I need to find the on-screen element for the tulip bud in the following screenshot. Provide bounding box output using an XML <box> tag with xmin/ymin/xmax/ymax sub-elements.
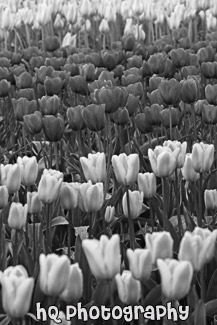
<box><xmin>23</xmin><ymin>111</ymin><xmax>43</xmax><ymax>135</ymax></box>
<box><xmin>0</xmin><ymin>185</ymin><xmax>8</xmax><ymax>208</ymax></box>
<box><xmin>191</xmin><ymin>142</ymin><xmax>214</xmax><ymax>173</ymax></box>
<box><xmin>125</xmin><ymin>94</ymin><xmax>139</xmax><ymax>116</ymax></box>
<box><xmin>138</xmin><ymin>172</ymin><xmax>156</xmax><ymax>199</ymax></box>
<box><xmin>163</xmin><ymin>140</ymin><xmax>187</xmax><ymax>169</ymax></box>
<box><xmin>44</xmin><ymin>77</ymin><xmax>63</xmax><ymax>96</ymax></box>
<box><xmin>202</xmin><ymin>103</ymin><xmax>217</xmax><ymax>124</ymax></box>
<box><xmin>67</xmin><ymin>106</ymin><xmax>85</xmax><ymax>131</ymax></box>
<box><xmin>81</xmin><ymin>63</ymin><xmax>95</xmax><ymax>82</ymax></box>
<box><xmin>115</xmin><ymin>270</ymin><xmax>141</xmax><ymax>305</ymax></box>
<box><xmin>27</xmin><ymin>191</ymin><xmax>42</xmax><ymax>214</ymax></box>
<box><xmin>105</xmin><ymin>206</ymin><xmax>115</xmax><ymax>223</ymax></box>
<box><xmin>148</xmin><ymin>53</ymin><xmax>165</xmax><ymax>74</ymax></box>
<box><xmin>181</xmin><ymin>153</ymin><xmax>200</xmax><ymax>182</ymax></box>
<box><xmin>15</xmin><ymin>71</ymin><xmax>33</xmax><ymax>89</ymax></box>
<box><xmin>82</xmin><ymin>104</ymin><xmax>106</xmax><ymax>131</ymax></box>
<box><xmin>69</xmin><ymin>76</ymin><xmax>88</xmax><ymax>96</ymax></box>
<box><xmin>0</xmin><ymin>79</ymin><xmax>10</xmax><ymax>97</ymax></box>
<box><xmin>112</xmin><ymin>153</ymin><xmax>139</xmax><ymax>186</ymax></box>
<box><xmin>111</xmin><ymin>107</ymin><xmax>129</xmax><ymax>125</ymax></box>
<box><xmin>99</xmin><ymin>18</ymin><xmax>109</xmax><ymax>34</ymax></box>
<box><xmin>135</xmin><ymin>113</ymin><xmax>152</xmax><ymax>133</ymax></box>
<box><xmin>17</xmin><ymin>156</ymin><xmax>38</xmax><ymax>187</ymax></box>
<box><xmin>101</xmin><ymin>51</ymin><xmax>117</xmax><ymax>71</ymax></box>
<box><xmin>145</xmin><ymin>231</ymin><xmax>173</xmax><ymax>265</ymax></box>
<box><xmin>59</xmin><ymin>263</ymin><xmax>83</xmax><ymax>303</ymax></box>
<box><xmin>1</xmin><ymin>164</ymin><xmax>21</xmax><ymax>194</ymax></box>
<box><xmin>205</xmin><ymin>84</ymin><xmax>217</xmax><ymax>105</ymax></box>
<box><xmin>38</xmin><ymin>169</ymin><xmax>63</xmax><ymax>204</ymax></box>
<box><xmin>127</xmin><ymin>248</ymin><xmax>152</xmax><ymax>282</ymax></box>
<box><xmin>78</xmin><ymin>181</ymin><xmax>104</xmax><ymax>213</ymax></box>
<box><xmin>39</xmin><ymin>253</ymin><xmax>70</xmax><ymax>296</ymax></box>
<box><xmin>0</xmin><ymin>266</ymin><xmax>34</xmax><ymax>319</ymax></box>
<box><xmin>157</xmin><ymin>259</ymin><xmax>193</xmax><ymax>300</ymax></box>
<box><xmin>8</xmin><ymin>202</ymin><xmax>28</xmax><ymax>230</ymax></box>
<box><xmin>39</xmin><ymin>95</ymin><xmax>60</xmax><ymax>116</ymax></box>
<box><xmin>170</xmin><ymin>48</ymin><xmax>189</xmax><ymax>68</ymax></box>
<box><xmin>178</xmin><ymin>227</ymin><xmax>217</xmax><ymax>271</ymax></box>
<box><xmin>42</xmin><ymin>115</ymin><xmax>65</xmax><ymax>142</ymax></box>
<box><xmin>60</xmin><ymin>182</ymin><xmax>79</xmax><ymax>211</ymax></box>
<box><xmin>82</xmin><ymin>234</ymin><xmax>121</xmax><ymax>279</ymax></box>
<box><xmin>44</xmin><ymin>35</ymin><xmax>60</xmax><ymax>52</ymax></box>
<box><xmin>80</xmin><ymin>152</ymin><xmax>106</xmax><ymax>183</ymax></box>
<box><xmin>97</xmin><ymin>86</ymin><xmax>128</xmax><ymax>114</ymax></box>
<box><xmin>148</xmin><ymin>146</ymin><xmax>180</xmax><ymax>178</ymax></box>
<box><xmin>122</xmin><ymin>190</ymin><xmax>143</xmax><ymax>219</ymax></box>
<box><xmin>158</xmin><ymin>78</ymin><xmax>180</xmax><ymax>106</ymax></box>
<box><xmin>180</xmin><ymin>78</ymin><xmax>199</xmax><ymax>104</ymax></box>
<box><xmin>204</xmin><ymin>189</ymin><xmax>217</xmax><ymax>210</ymax></box>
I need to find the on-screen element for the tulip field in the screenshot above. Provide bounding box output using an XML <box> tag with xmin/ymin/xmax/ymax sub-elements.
<box><xmin>2</xmin><ymin>0</ymin><xmax>217</xmax><ymax>324</ymax></box>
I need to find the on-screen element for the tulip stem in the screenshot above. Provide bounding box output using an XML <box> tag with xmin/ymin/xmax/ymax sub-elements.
<box><xmin>68</xmin><ymin>210</ymin><xmax>72</xmax><ymax>258</ymax></box>
<box><xmin>191</xmin><ymin>103</ymin><xmax>197</xmax><ymax>142</ymax></box>
<box><xmin>49</xmin><ymin>141</ymin><xmax>53</xmax><ymax>169</ymax></box>
<box><xmin>200</xmin><ymin>267</ymin><xmax>206</xmax><ymax>301</ymax></box>
<box><xmin>54</xmin><ymin>141</ymin><xmax>59</xmax><ymax>170</ymax></box>
<box><xmin>126</xmin><ymin>188</ymin><xmax>135</xmax><ymax>250</ymax></box>
<box><xmin>162</xmin><ymin>178</ymin><xmax>168</xmax><ymax>231</ymax></box>
<box><xmin>198</xmin><ymin>173</ymin><xmax>203</xmax><ymax>227</ymax></box>
<box><xmin>174</xmin><ymin>170</ymin><xmax>183</xmax><ymax>239</ymax></box>
<box><xmin>33</xmin><ymin>213</ymin><xmax>36</xmax><ymax>262</ymax></box>
<box><xmin>169</xmin><ymin>105</ymin><xmax>173</xmax><ymax>140</ymax></box>
<box><xmin>46</xmin><ymin>204</ymin><xmax>52</xmax><ymax>254</ymax></box>
<box><xmin>108</xmin><ymin>280</ymin><xmax>117</xmax><ymax>325</ymax></box>
<box><xmin>105</xmin><ymin>114</ymin><xmax>112</xmax><ymax>197</ymax></box>
<box><xmin>13</xmin><ymin>230</ymin><xmax>19</xmax><ymax>266</ymax></box>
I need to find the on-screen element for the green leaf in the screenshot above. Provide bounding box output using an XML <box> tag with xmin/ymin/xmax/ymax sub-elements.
<box><xmin>205</xmin><ymin>299</ymin><xmax>217</xmax><ymax>317</ymax></box>
<box><xmin>0</xmin><ymin>316</ymin><xmax>10</xmax><ymax>325</ymax></box>
<box><xmin>144</xmin><ymin>284</ymin><xmax>162</xmax><ymax>307</ymax></box>
<box><xmin>194</xmin><ymin>300</ymin><xmax>206</xmax><ymax>325</ymax></box>
<box><xmin>91</xmin><ymin>280</ymin><xmax>110</xmax><ymax>305</ymax></box>
<box><xmin>42</xmin><ymin>216</ymin><xmax>68</xmax><ymax>231</ymax></box>
<box><xmin>206</xmin><ymin>269</ymin><xmax>217</xmax><ymax>302</ymax></box>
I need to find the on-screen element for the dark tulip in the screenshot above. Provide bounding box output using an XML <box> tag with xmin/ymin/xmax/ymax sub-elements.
<box><xmin>12</xmin><ymin>66</ymin><xmax>27</xmax><ymax>77</ymax></box>
<box><xmin>113</xmin><ymin>65</ymin><xmax>124</xmax><ymax>79</ymax></box>
<box><xmin>44</xmin><ymin>77</ymin><xmax>63</xmax><ymax>96</ymax></box>
<box><xmin>160</xmin><ymin>107</ymin><xmax>182</xmax><ymax>128</ymax></box>
<box><xmin>39</xmin><ymin>95</ymin><xmax>60</xmax><ymax>115</ymax></box>
<box><xmin>0</xmin><ymin>57</ymin><xmax>10</xmax><ymax>68</ymax></box>
<box><xmin>178</xmin><ymin>37</ymin><xmax>191</xmax><ymax>49</ymax></box>
<box><xmin>12</xmin><ymin>98</ymin><xmax>37</xmax><ymax>121</ymax></box>
<box><xmin>158</xmin><ymin>78</ymin><xmax>181</xmax><ymax>106</ymax></box>
<box><xmin>149</xmin><ymin>75</ymin><xmax>163</xmax><ymax>92</ymax></box>
<box><xmin>205</xmin><ymin>84</ymin><xmax>217</xmax><ymax>105</ymax></box>
<box><xmin>67</xmin><ymin>106</ymin><xmax>85</xmax><ymax>131</ymax></box>
<box><xmin>170</xmin><ymin>48</ymin><xmax>189</xmax><ymax>68</ymax></box>
<box><xmin>0</xmin><ymin>67</ymin><xmax>10</xmax><ymax>81</ymax></box>
<box><xmin>122</xmin><ymin>34</ymin><xmax>136</xmax><ymax>51</ymax></box>
<box><xmin>62</xmin><ymin>63</ymin><xmax>80</xmax><ymax>77</ymax></box>
<box><xmin>148</xmin><ymin>53</ymin><xmax>165</xmax><ymax>74</ymax></box>
<box><xmin>134</xmin><ymin>113</ymin><xmax>152</xmax><ymax>133</ymax></box>
<box><xmin>22</xmin><ymin>46</ymin><xmax>39</xmax><ymax>61</ymax></box>
<box><xmin>202</xmin><ymin>103</ymin><xmax>217</xmax><ymax>124</ymax></box>
<box><xmin>189</xmin><ymin>54</ymin><xmax>199</xmax><ymax>67</ymax></box>
<box><xmin>141</xmin><ymin>61</ymin><xmax>153</xmax><ymax>77</ymax></box>
<box><xmin>88</xmin><ymin>79</ymin><xmax>112</xmax><ymax>93</ymax></box>
<box><xmin>201</xmin><ymin>62</ymin><xmax>217</xmax><ymax>79</ymax></box>
<box><xmin>124</xmin><ymin>67</ymin><xmax>141</xmax><ymax>77</ymax></box>
<box><xmin>44</xmin><ymin>36</ymin><xmax>60</xmax><ymax>52</ymax></box>
<box><xmin>42</xmin><ymin>115</ymin><xmax>65</xmax><ymax>142</ymax></box>
<box><xmin>85</xmin><ymin>52</ymin><xmax>101</xmax><ymax>67</ymax></box>
<box><xmin>23</xmin><ymin>111</ymin><xmax>43</xmax><ymax>135</ymax></box>
<box><xmin>197</xmin><ymin>46</ymin><xmax>215</xmax><ymax>63</ymax></box>
<box><xmin>69</xmin><ymin>75</ymin><xmax>88</xmax><ymax>96</ymax></box>
<box><xmin>127</xmin><ymin>55</ymin><xmax>142</xmax><ymax>69</ymax></box>
<box><xmin>125</xmin><ymin>94</ymin><xmax>139</xmax><ymax>116</ymax></box>
<box><xmin>35</xmin><ymin>66</ymin><xmax>55</xmax><ymax>84</ymax></box>
<box><xmin>98</xmin><ymin>70</ymin><xmax>116</xmax><ymax>84</ymax></box>
<box><xmin>15</xmin><ymin>71</ymin><xmax>33</xmax><ymax>89</ymax></box>
<box><xmin>195</xmin><ymin>99</ymin><xmax>208</xmax><ymax>116</ymax></box>
<box><xmin>45</xmin><ymin>57</ymin><xmax>65</xmax><ymax>70</ymax></box>
<box><xmin>181</xmin><ymin>66</ymin><xmax>200</xmax><ymax>79</ymax></box>
<box><xmin>144</xmin><ymin>104</ymin><xmax>163</xmax><ymax>126</ymax></box>
<box><xmin>126</xmin><ymin>82</ymin><xmax>143</xmax><ymax>98</ymax></box>
<box><xmin>29</xmin><ymin>56</ymin><xmax>45</xmax><ymax>70</ymax></box>
<box><xmin>179</xmin><ymin>101</ymin><xmax>192</xmax><ymax>114</ymax></box>
<box><xmin>37</xmin><ymin>84</ymin><xmax>46</xmax><ymax>98</ymax></box>
<box><xmin>82</xmin><ymin>104</ymin><xmax>106</xmax><ymax>131</ymax></box>
<box><xmin>16</xmin><ymin>88</ymin><xmax>35</xmax><ymax>100</ymax></box>
<box><xmin>121</xmin><ymin>73</ymin><xmax>142</xmax><ymax>86</ymax></box>
<box><xmin>163</xmin><ymin>59</ymin><xmax>175</xmax><ymax>79</ymax></box>
<box><xmin>101</xmin><ymin>51</ymin><xmax>117</xmax><ymax>71</ymax></box>
<box><xmin>97</xmin><ymin>86</ymin><xmax>128</xmax><ymax>114</ymax></box>
<box><xmin>0</xmin><ymin>50</ymin><xmax>12</xmax><ymax>60</ymax></box>
<box><xmin>180</xmin><ymin>78</ymin><xmax>199</xmax><ymax>104</ymax></box>
<box><xmin>81</xmin><ymin>63</ymin><xmax>95</xmax><ymax>82</ymax></box>
<box><xmin>147</xmin><ymin>89</ymin><xmax>165</xmax><ymax>106</ymax></box>
<box><xmin>0</xmin><ymin>79</ymin><xmax>10</xmax><ymax>97</ymax></box>
<box><xmin>111</xmin><ymin>107</ymin><xmax>129</xmax><ymax>125</ymax></box>
<box><xmin>11</xmin><ymin>53</ymin><xmax>22</xmax><ymax>65</ymax></box>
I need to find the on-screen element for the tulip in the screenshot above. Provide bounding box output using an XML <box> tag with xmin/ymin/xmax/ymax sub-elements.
<box><xmin>8</xmin><ymin>202</ymin><xmax>28</xmax><ymax>230</ymax></box>
<box><xmin>148</xmin><ymin>146</ymin><xmax>180</xmax><ymax>178</ymax></box>
<box><xmin>170</xmin><ymin>48</ymin><xmax>189</xmax><ymax>68</ymax></box>
<box><xmin>27</xmin><ymin>191</ymin><xmax>42</xmax><ymax>214</ymax></box>
<box><xmin>112</xmin><ymin>107</ymin><xmax>129</xmax><ymax>125</ymax></box>
<box><xmin>205</xmin><ymin>84</ymin><xmax>217</xmax><ymax>105</ymax></box>
<box><xmin>17</xmin><ymin>156</ymin><xmax>38</xmax><ymax>187</ymax></box>
<box><xmin>191</xmin><ymin>142</ymin><xmax>214</xmax><ymax>173</ymax></box>
<box><xmin>69</xmin><ymin>76</ymin><xmax>89</xmax><ymax>96</ymax></box>
<box><xmin>44</xmin><ymin>77</ymin><xmax>63</xmax><ymax>96</ymax></box>
<box><xmin>80</xmin><ymin>152</ymin><xmax>106</xmax><ymax>183</ymax></box>
<box><xmin>127</xmin><ymin>82</ymin><xmax>143</xmax><ymax>99</ymax></box>
<box><xmin>50</xmin><ymin>311</ymin><xmax>70</xmax><ymax>325</ymax></box>
<box><xmin>163</xmin><ymin>140</ymin><xmax>187</xmax><ymax>169</ymax></box>
<box><xmin>127</xmin><ymin>248</ymin><xmax>152</xmax><ymax>282</ymax></box>
<box><xmin>115</xmin><ymin>270</ymin><xmax>141</xmax><ymax>305</ymax></box>
<box><xmin>78</xmin><ymin>181</ymin><xmax>104</xmax><ymax>213</ymax></box>
<box><xmin>134</xmin><ymin>113</ymin><xmax>152</xmax><ymax>133</ymax></box>
<box><xmin>144</xmin><ymin>104</ymin><xmax>163</xmax><ymax>126</ymax></box>
<box><xmin>97</xmin><ymin>86</ymin><xmax>128</xmax><ymax>114</ymax></box>
<box><xmin>60</xmin><ymin>182</ymin><xmax>79</xmax><ymax>210</ymax></box>
<box><xmin>39</xmin><ymin>253</ymin><xmax>70</xmax><ymax>296</ymax></box>
<box><xmin>204</xmin><ymin>189</ymin><xmax>217</xmax><ymax>210</ymax></box>
<box><xmin>104</xmin><ymin>206</ymin><xmax>115</xmax><ymax>223</ymax></box>
<box><xmin>125</xmin><ymin>94</ymin><xmax>139</xmax><ymax>116</ymax></box>
<box><xmin>148</xmin><ymin>53</ymin><xmax>165</xmax><ymax>74</ymax></box>
<box><xmin>145</xmin><ymin>231</ymin><xmax>173</xmax><ymax>265</ymax></box>
<box><xmin>0</xmin><ymin>79</ymin><xmax>10</xmax><ymax>97</ymax></box>
<box><xmin>122</xmin><ymin>190</ymin><xmax>143</xmax><ymax>219</ymax></box>
<box><xmin>157</xmin><ymin>259</ymin><xmax>193</xmax><ymax>301</ymax></box>
<box><xmin>101</xmin><ymin>52</ymin><xmax>117</xmax><ymax>71</ymax></box>
<box><xmin>35</xmin><ymin>65</ymin><xmax>54</xmax><ymax>84</ymax></box>
<box><xmin>59</xmin><ymin>263</ymin><xmax>83</xmax><ymax>303</ymax></box>
<box><xmin>12</xmin><ymin>98</ymin><xmax>37</xmax><ymax>122</ymax></box>
<box><xmin>0</xmin><ymin>266</ymin><xmax>34</xmax><ymax>319</ymax></box>
<box><xmin>67</xmin><ymin>106</ymin><xmax>85</xmax><ymax>131</ymax></box>
<box><xmin>180</xmin><ymin>78</ymin><xmax>199</xmax><ymax>104</ymax></box>
<box><xmin>15</xmin><ymin>71</ymin><xmax>33</xmax><ymax>89</ymax></box>
<box><xmin>82</xmin><ymin>234</ymin><xmax>121</xmax><ymax>279</ymax></box>
<box><xmin>1</xmin><ymin>164</ymin><xmax>21</xmax><ymax>194</ymax></box>
<box><xmin>158</xmin><ymin>78</ymin><xmax>180</xmax><ymax>106</ymax></box>
<box><xmin>38</xmin><ymin>169</ymin><xmax>63</xmax><ymax>203</ymax></box>
<box><xmin>0</xmin><ymin>185</ymin><xmax>9</xmax><ymax>208</ymax></box>
<box><xmin>82</xmin><ymin>104</ymin><xmax>106</xmax><ymax>131</ymax></box>
<box><xmin>178</xmin><ymin>227</ymin><xmax>217</xmax><ymax>271</ymax></box>
<box><xmin>181</xmin><ymin>153</ymin><xmax>200</xmax><ymax>182</ymax></box>
<box><xmin>112</xmin><ymin>153</ymin><xmax>139</xmax><ymax>186</ymax></box>
<box><xmin>39</xmin><ymin>95</ymin><xmax>60</xmax><ymax>116</ymax></box>
<box><xmin>23</xmin><ymin>111</ymin><xmax>43</xmax><ymax>135</ymax></box>
<box><xmin>44</xmin><ymin>35</ymin><xmax>60</xmax><ymax>52</ymax></box>
<box><xmin>138</xmin><ymin>172</ymin><xmax>156</xmax><ymax>199</ymax></box>
<box><xmin>160</xmin><ymin>107</ymin><xmax>182</xmax><ymax>129</ymax></box>
<box><xmin>42</xmin><ymin>115</ymin><xmax>65</xmax><ymax>142</ymax></box>
<box><xmin>202</xmin><ymin>103</ymin><xmax>217</xmax><ymax>124</ymax></box>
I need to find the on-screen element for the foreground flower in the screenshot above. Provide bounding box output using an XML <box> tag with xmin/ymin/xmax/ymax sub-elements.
<box><xmin>60</xmin><ymin>182</ymin><xmax>79</xmax><ymax>210</ymax></box>
<box><xmin>1</xmin><ymin>164</ymin><xmax>21</xmax><ymax>194</ymax></box>
<box><xmin>39</xmin><ymin>253</ymin><xmax>70</xmax><ymax>296</ymax></box>
<box><xmin>191</xmin><ymin>142</ymin><xmax>214</xmax><ymax>173</ymax></box>
<box><xmin>127</xmin><ymin>248</ymin><xmax>152</xmax><ymax>282</ymax></box>
<box><xmin>163</xmin><ymin>140</ymin><xmax>187</xmax><ymax>168</ymax></box>
<box><xmin>38</xmin><ymin>169</ymin><xmax>63</xmax><ymax>203</ymax></box>
<box><xmin>59</xmin><ymin>263</ymin><xmax>83</xmax><ymax>303</ymax></box>
<box><xmin>145</xmin><ymin>232</ymin><xmax>173</xmax><ymax>265</ymax></box>
<box><xmin>27</xmin><ymin>191</ymin><xmax>42</xmax><ymax>214</ymax></box>
<box><xmin>115</xmin><ymin>270</ymin><xmax>141</xmax><ymax>305</ymax></box>
<box><xmin>137</xmin><ymin>172</ymin><xmax>156</xmax><ymax>199</ymax></box>
<box><xmin>104</xmin><ymin>206</ymin><xmax>115</xmax><ymax>223</ymax></box>
<box><xmin>157</xmin><ymin>259</ymin><xmax>193</xmax><ymax>300</ymax></box>
<box><xmin>8</xmin><ymin>203</ymin><xmax>28</xmax><ymax>230</ymax></box>
<box><xmin>0</xmin><ymin>185</ymin><xmax>9</xmax><ymax>208</ymax></box>
<box><xmin>178</xmin><ymin>227</ymin><xmax>217</xmax><ymax>271</ymax></box>
<box><xmin>82</xmin><ymin>234</ymin><xmax>121</xmax><ymax>279</ymax></box>
<box><xmin>112</xmin><ymin>153</ymin><xmax>139</xmax><ymax>186</ymax></box>
<box><xmin>78</xmin><ymin>181</ymin><xmax>104</xmax><ymax>213</ymax></box>
<box><xmin>181</xmin><ymin>153</ymin><xmax>200</xmax><ymax>182</ymax></box>
<box><xmin>148</xmin><ymin>146</ymin><xmax>180</xmax><ymax>178</ymax></box>
<box><xmin>122</xmin><ymin>190</ymin><xmax>143</xmax><ymax>219</ymax></box>
<box><xmin>17</xmin><ymin>156</ymin><xmax>38</xmax><ymax>186</ymax></box>
<box><xmin>204</xmin><ymin>189</ymin><xmax>217</xmax><ymax>210</ymax></box>
<box><xmin>80</xmin><ymin>152</ymin><xmax>106</xmax><ymax>183</ymax></box>
<box><xmin>0</xmin><ymin>265</ymin><xmax>34</xmax><ymax>319</ymax></box>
